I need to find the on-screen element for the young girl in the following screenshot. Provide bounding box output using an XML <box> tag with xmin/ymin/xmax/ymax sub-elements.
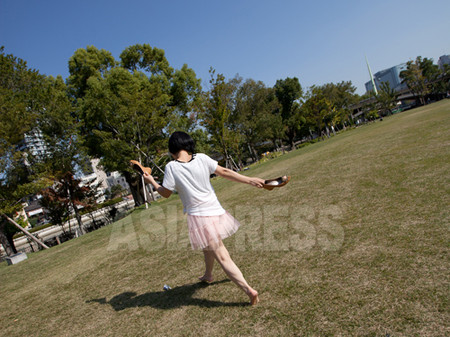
<box><xmin>143</xmin><ymin>131</ymin><xmax>264</xmax><ymax>305</ymax></box>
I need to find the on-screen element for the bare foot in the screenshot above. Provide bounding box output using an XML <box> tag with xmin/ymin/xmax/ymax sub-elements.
<box><xmin>248</xmin><ymin>289</ymin><xmax>259</xmax><ymax>305</ymax></box>
<box><xmin>198</xmin><ymin>275</ymin><xmax>213</xmax><ymax>283</ymax></box>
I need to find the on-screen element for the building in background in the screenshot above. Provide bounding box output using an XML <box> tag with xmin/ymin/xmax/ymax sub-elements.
<box><xmin>88</xmin><ymin>158</ymin><xmax>109</xmax><ymax>192</ymax></box>
<box><xmin>365</xmin><ymin>63</ymin><xmax>408</xmax><ymax>94</ymax></box>
<box><xmin>19</xmin><ymin>128</ymin><xmax>48</xmax><ymax>161</ymax></box>
<box><xmin>78</xmin><ymin>158</ymin><xmax>130</xmax><ymax>202</ymax></box>
<box><xmin>22</xmin><ymin>195</ymin><xmax>47</xmax><ymax>227</ymax></box>
<box><xmin>106</xmin><ymin>171</ymin><xmax>130</xmax><ymax>194</ymax></box>
<box><xmin>438</xmin><ymin>54</ymin><xmax>450</xmax><ymax>71</ymax></box>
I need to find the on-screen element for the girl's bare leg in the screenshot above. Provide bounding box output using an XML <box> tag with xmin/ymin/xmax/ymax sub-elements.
<box><xmin>199</xmin><ymin>249</ymin><xmax>215</xmax><ymax>283</ymax></box>
<box><xmin>209</xmin><ymin>240</ymin><xmax>259</xmax><ymax>305</ymax></box>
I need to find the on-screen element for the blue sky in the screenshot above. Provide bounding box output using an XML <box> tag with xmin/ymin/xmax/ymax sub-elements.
<box><xmin>1</xmin><ymin>0</ymin><xmax>449</xmax><ymax>94</ymax></box>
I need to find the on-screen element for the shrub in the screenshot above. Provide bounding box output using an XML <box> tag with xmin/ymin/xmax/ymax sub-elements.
<box><xmin>13</xmin><ymin>223</ymin><xmax>54</xmax><ymax>239</ymax></box>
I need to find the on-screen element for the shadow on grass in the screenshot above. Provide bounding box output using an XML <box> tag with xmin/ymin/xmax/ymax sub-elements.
<box><xmin>87</xmin><ymin>280</ymin><xmax>248</xmax><ymax>310</ymax></box>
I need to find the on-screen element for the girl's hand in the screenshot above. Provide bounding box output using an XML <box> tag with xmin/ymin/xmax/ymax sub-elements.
<box><xmin>143</xmin><ymin>172</ymin><xmax>154</xmax><ymax>185</ymax></box>
<box><xmin>143</xmin><ymin>172</ymin><xmax>172</xmax><ymax>198</ymax></box>
<box><xmin>248</xmin><ymin>177</ymin><xmax>265</xmax><ymax>188</ymax></box>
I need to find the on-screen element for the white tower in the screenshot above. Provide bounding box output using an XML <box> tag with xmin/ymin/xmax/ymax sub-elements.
<box><xmin>365</xmin><ymin>56</ymin><xmax>378</xmax><ymax>96</ymax></box>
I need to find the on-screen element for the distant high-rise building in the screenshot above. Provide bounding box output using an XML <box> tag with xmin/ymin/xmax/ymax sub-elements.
<box><xmin>20</xmin><ymin>128</ymin><xmax>48</xmax><ymax>160</ymax></box>
<box><xmin>438</xmin><ymin>54</ymin><xmax>450</xmax><ymax>71</ymax></box>
<box><xmin>365</xmin><ymin>63</ymin><xmax>408</xmax><ymax>94</ymax></box>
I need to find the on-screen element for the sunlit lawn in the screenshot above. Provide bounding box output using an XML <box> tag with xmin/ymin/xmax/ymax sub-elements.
<box><xmin>1</xmin><ymin>100</ymin><xmax>449</xmax><ymax>336</ymax></box>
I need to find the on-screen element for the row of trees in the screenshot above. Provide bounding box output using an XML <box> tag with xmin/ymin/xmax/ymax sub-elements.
<box><xmin>1</xmin><ymin>44</ymin><xmax>449</xmax><ymax>255</ymax></box>
<box><xmin>399</xmin><ymin>56</ymin><xmax>450</xmax><ymax>105</ymax></box>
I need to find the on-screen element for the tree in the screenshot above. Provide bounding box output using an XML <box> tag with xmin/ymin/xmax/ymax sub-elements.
<box><xmin>189</xmin><ymin>128</ymin><xmax>212</xmax><ymax>155</ymax></box>
<box><xmin>200</xmin><ymin>68</ymin><xmax>242</xmax><ymax>170</ymax></box>
<box><xmin>67</xmin><ymin>46</ymin><xmax>116</xmax><ymax>99</ymax></box>
<box><xmin>40</xmin><ymin>186</ymin><xmax>71</xmax><ymax>236</ymax></box>
<box><xmin>273</xmin><ymin>77</ymin><xmax>304</xmax><ymax>148</ymax></box>
<box><xmin>400</xmin><ymin>56</ymin><xmax>435</xmax><ymax>105</ymax></box>
<box><xmin>40</xmin><ymin>172</ymin><xmax>99</xmax><ymax>236</ymax></box>
<box><xmin>80</xmin><ymin>67</ymin><xmax>165</xmax><ymax>205</ymax></box>
<box><xmin>34</xmin><ymin>71</ymin><xmax>97</xmax><ymax>236</ymax></box>
<box><xmin>234</xmin><ymin>79</ymin><xmax>281</xmax><ymax>162</ymax></box>
<box><xmin>111</xmin><ymin>184</ymin><xmax>125</xmax><ymax>198</ymax></box>
<box><xmin>72</xmin><ymin>44</ymin><xmax>202</xmax><ymax>206</ymax></box>
<box><xmin>168</xmin><ymin>64</ymin><xmax>203</xmax><ymax>133</ymax></box>
<box><xmin>441</xmin><ymin>64</ymin><xmax>450</xmax><ymax>93</ymax></box>
<box><xmin>376</xmin><ymin>82</ymin><xmax>399</xmax><ymax>116</ymax></box>
<box><xmin>317</xmin><ymin>81</ymin><xmax>358</xmax><ymax>129</ymax></box>
<box><xmin>419</xmin><ymin>57</ymin><xmax>441</xmax><ymax>96</ymax></box>
<box><xmin>302</xmin><ymin>86</ymin><xmax>334</xmax><ymax>139</ymax></box>
<box><xmin>0</xmin><ymin>47</ymin><xmax>51</xmax><ymax>253</ymax></box>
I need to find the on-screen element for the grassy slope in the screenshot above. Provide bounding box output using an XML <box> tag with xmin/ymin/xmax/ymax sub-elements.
<box><xmin>1</xmin><ymin>100</ymin><xmax>449</xmax><ymax>336</ymax></box>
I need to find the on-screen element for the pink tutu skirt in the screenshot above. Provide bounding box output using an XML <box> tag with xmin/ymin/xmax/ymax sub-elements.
<box><xmin>186</xmin><ymin>211</ymin><xmax>241</xmax><ymax>250</ymax></box>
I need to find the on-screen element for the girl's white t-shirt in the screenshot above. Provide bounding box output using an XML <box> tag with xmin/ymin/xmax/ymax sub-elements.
<box><xmin>162</xmin><ymin>153</ymin><xmax>225</xmax><ymax>216</ymax></box>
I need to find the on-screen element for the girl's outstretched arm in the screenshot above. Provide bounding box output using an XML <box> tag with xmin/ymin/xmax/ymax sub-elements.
<box><xmin>215</xmin><ymin>165</ymin><xmax>265</xmax><ymax>188</ymax></box>
<box><xmin>143</xmin><ymin>173</ymin><xmax>172</xmax><ymax>198</ymax></box>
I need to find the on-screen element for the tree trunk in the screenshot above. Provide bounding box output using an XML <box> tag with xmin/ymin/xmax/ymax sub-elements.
<box><xmin>123</xmin><ymin>171</ymin><xmax>145</xmax><ymax>207</ymax></box>
<box><xmin>223</xmin><ymin>148</ymin><xmax>237</xmax><ymax>171</ymax></box>
<box><xmin>250</xmin><ymin>144</ymin><xmax>258</xmax><ymax>163</ymax></box>
<box><xmin>279</xmin><ymin>140</ymin><xmax>286</xmax><ymax>154</ymax></box>
<box><xmin>223</xmin><ymin>147</ymin><xmax>230</xmax><ymax>169</ymax></box>
<box><xmin>72</xmin><ymin>204</ymin><xmax>85</xmax><ymax>235</ymax></box>
<box><xmin>420</xmin><ymin>96</ymin><xmax>425</xmax><ymax>106</ymax></box>
<box><xmin>6</xmin><ymin>232</ymin><xmax>18</xmax><ymax>254</ymax></box>
<box><xmin>0</xmin><ymin>225</ymin><xmax>16</xmax><ymax>256</ymax></box>
<box><xmin>88</xmin><ymin>212</ymin><xmax>98</xmax><ymax>230</ymax></box>
<box><xmin>247</xmin><ymin>143</ymin><xmax>256</xmax><ymax>163</ymax></box>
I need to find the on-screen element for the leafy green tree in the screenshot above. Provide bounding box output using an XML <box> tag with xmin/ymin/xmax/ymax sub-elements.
<box><xmin>71</xmin><ymin>44</ymin><xmax>201</xmax><ymax>205</ymax></box>
<box><xmin>120</xmin><ymin>44</ymin><xmax>172</xmax><ymax>76</ymax></box>
<box><xmin>234</xmin><ymin>79</ymin><xmax>281</xmax><ymax>162</ymax></box>
<box><xmin>302</xmin><ymin>86</ymin><xmax>334</xmax><ymax>139</ymax></box>
<box><xmin>268</xmin><ymin>113</ymin><xmax>286</xmax><ymax>151</ymax></box>
<box><xmin>40</xmin><ymin>172</ymin><xmax>99</xmax><ymax>235</ymax></box>
<box><xmin>441</xmin><ymin>64</ymin><xmax>450</xmax><ymax>93</ymax></box>
<box><xmin>67</xmin><ymin>46</ymin><xmax>116</xmax><ymax>99</ymax></box>
<box><xmin>376</xmin><ymin>82</ymin><xmax>399</xmax><ymax>116</ymax></box>
<box><xmin>168</xmin><ymin>64</ymin><xmax>203</xmax><ymax>133</ymax></box>
<box><xmin>200</xmin><ymin>68</ymin><xmax>242</xmax><ymax>169</ymax></box>
<box><xmin>120</xmin><ymin>44</ymin><xmax>201</xmax><ymax>124</ymax></box>
<box><xmin>273</xmin><ymin>77</ymin><xmax>304</xmax><ymax>148</ymax></box>
<box><xmin>40</xmin><ymin>185</ymin><xmax>71</xmax><ymax>235</ymax></box>
<box><xmin>0</xmin><ymin>47</ymin><xmax>51</xmax><ymax>253</ymax></box>
<box><xmin>419</xmin><ymin>57</ymin><xmax>441</xmax><ymax>96</ymax></box>
<box><xmin>1</xmin><ymin>47</ymin><xmax>89</xmax><ymax>253</ymax></box>
<box><xmin>190</xmin><ymin>128</ymin><xmax>212</xmax><ymax>155</ymax></box>
<box><xmin>400</xmin><ymin>56</ymin><xmax>434</xmax><ymax>105</ymax></box>
<box><xmin>80</xmin><ymin>67</ymin><xmax>167</xmax><ymax>205</ymax></box>
<box><xmin>317</xmin><ymin>81</ymin><xmax>358</xmax><ymax>129</ymax></box>
<box><xmin>34</xmin><ymin>71</ymin><xmax>98</xmax><ymax>236</ymax></box>
<box><xmin>109</xmin><ymin>184</ymin><xmax>125</xmax><ymax>199</ymax></box>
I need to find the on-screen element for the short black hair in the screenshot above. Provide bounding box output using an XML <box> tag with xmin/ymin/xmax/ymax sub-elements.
<box><xmin>168</xmin><ymin>131</ymin><xmax>196</xmax><ymax>155</ymax></box>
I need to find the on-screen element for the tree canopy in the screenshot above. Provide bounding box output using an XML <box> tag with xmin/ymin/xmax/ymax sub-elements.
<box><xmin>274</xmin><ymin>77</ymin><xmax>304</xmax><ymax>148</ymax></box>
<box><xmin>70</xmin><ymin>44</ymin><xmax>202</xmax><ymax>205</ymax></box>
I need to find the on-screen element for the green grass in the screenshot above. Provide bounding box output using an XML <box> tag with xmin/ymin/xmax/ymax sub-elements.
<box><xmin>1</xmin><ymin>100</ymin><xmax>449</xmax><ymax>336</ymax></box>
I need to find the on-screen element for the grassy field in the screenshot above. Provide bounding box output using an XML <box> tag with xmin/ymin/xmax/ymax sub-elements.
<box><xmin>1</xmin><ymin>100</ymin><xmax>449</xmax><ymax>336</ymax></box>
